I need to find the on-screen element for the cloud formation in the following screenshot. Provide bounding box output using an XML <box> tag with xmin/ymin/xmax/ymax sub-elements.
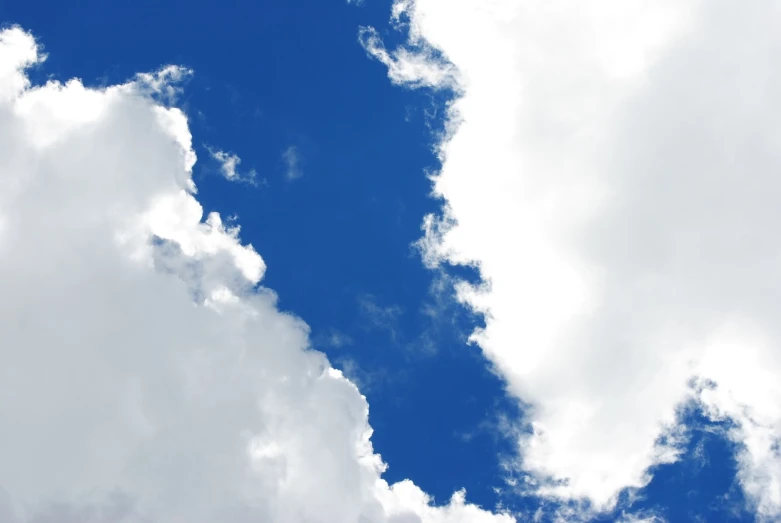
<box><xmin>364</xmin><ymin>0</ymin><xmax>781</xmax><ymax>519</ymax></box>
<box><xmin>0</xmin><ymin>27</ymin><xmax>512</xmax><ymax>523</ymax></box>
<box><xmin>359</xmin><ymin>26</ymin><xmax>457</xmax><ymax>90</ymax></box>
<box><xmin>208</xmin><ymin>147</ymin><xmax>259</xmax><ymax>185</ymax></box>
<box><xmin>282</xmin><ymin>145</ymin><xmax>303</xmax><ymax>181</ymax></box>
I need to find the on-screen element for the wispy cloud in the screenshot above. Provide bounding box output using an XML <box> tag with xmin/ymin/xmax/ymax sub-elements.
<box><xmin>358</xmin><ymin>294</ymin><xmax>403</xmax><ymax>341</ymax></box>
<box><xmin>282</xmin><ymin>145</ymin><xmax>303</xmax><ymax>181</ymax></box>
<box><xmin>315</xmin><ymin>328</ymin><xmax>354</xmax><ymax>350</ymax></box>
<box><xmin>207</xmin><ymin>146</ymin><xmax>260</xmax><ymax>186</ymax></box>
<box><xmin>333</xmin><ymin>357</ymin><xmax>390</xmax><ymax>395</ymax></box>
<box><xmin>357</xmin><ymin>26</ymin><xmax>457</xmax><ymax>90</ymax></box>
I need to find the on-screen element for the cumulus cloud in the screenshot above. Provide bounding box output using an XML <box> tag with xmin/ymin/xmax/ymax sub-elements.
<box><xmin>364</xmin><ymin>0</ymin><xmax>781</xmax><ymax>519</ymax></box>
<box><xmin>0</xmin><ymin>26</ymin><xmax>512</xmax><ymax>523</ymax></box>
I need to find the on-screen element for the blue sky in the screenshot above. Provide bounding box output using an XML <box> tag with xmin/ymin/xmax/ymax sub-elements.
<box><xmin>0</xmin><ymin>1</ymin><xmax>777</xmax><ymax>522</ymax></box>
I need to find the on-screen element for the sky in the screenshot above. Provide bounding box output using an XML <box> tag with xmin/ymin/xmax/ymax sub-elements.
<box><xmin>0</xmin><ymin>1</ymin><xmax>778</xmax><ymax>522</ymax></box>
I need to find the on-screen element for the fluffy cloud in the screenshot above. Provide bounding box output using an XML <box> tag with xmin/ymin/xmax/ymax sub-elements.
<box><xmin>0</xmin><ymin>27</ymin><xmax>512</xmax><ymax>523</ymax></box>
<box><xmin>364</xmin><ymin>0</ymin><xmax>781</xmax><ymax>519</ymax></box>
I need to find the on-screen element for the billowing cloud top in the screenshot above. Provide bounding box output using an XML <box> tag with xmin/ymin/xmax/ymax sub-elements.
<box><xmin>363</xmin><ymin>0</ymin><xmax>781</xmax><ymax>520</ymax></box>
<box><xmin>0</xmin><ymin>27</ymin><xmax>513</xmax><ymax>523</ymax></box>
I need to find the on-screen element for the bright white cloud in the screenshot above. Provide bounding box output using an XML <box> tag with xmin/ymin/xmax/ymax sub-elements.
<box><xmin>364</xmin><ymin>0</ymin><xmax>781</xmax><ymax>519</ymax></box>
<box><xmin>0</xmin><ymin>26</ymin><xmax>513</xmax><ymax>523</ymax></box>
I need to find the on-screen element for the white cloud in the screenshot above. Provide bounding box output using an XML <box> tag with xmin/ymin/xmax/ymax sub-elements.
<box><xmin>358</xmin><ymin>26</ymin><xmax>457</xmax><ymax>90</ymax></box>
<box><xmin>133</xmin><ymin>64</ymin><xmax>193</xmax><ymax>105</ymax></box>
<box><xmin>616</xmin><ymin>515</ymin><xmax>665</xmax><ymax>523</ymax></box>
<box><xmin>283</xmin><ymin>145</ymin><xmax>303</xmax><ymax>180</ymax></box>
<box><xmin>364</xmin><ymin>0</ymin><xmax>781</xmax><ymax>519</ymax></box>
<box><xmin>0</xmin><ymin>26</ymin><xmax>513</xmax><ymax>523</ymax></box>
<box><xmin>208</xmin><ymin>147</ymin><xmax>259</xmax><ymax>185</ymax></box>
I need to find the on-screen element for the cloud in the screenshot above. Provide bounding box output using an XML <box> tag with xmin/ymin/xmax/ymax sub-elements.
<box><xmin>0</xmin><ymin>26</ymin><xmax>513</xmax><ymax>523</ymax></box>
<box><xmin>133</xmin><ymin>65</ymin><xmax>193</xmax><ymax>104</ymax></box>
<box><xmin>207</xmin><ymin>147</ymin><xmax>259</xmax><ymax>185</ymax></box>
<box><xmin>330</xmin><ymin>330</ymin><xmax>355</xmax><ymax>349</ymax></box>
<box><xmin>332</xmin><ymin>357</ymin><xmax>390</xmax><ymax>396</ymax></box>
<box><xmin>358</xmin><ymin>26</ymin><xmax>457</xmax><ymax>90</ymax></box>
<box><xmin>282</xmin><ymin>145</ymin><xmax>303</xmax><ymax>180</ymax></box>
<box><xmin>364</xmin><ymin>0</ymin><xmax>781</xmax><ymax>519</ymax></box>
<box><xmin>616</xmin><ymin>515</ymin><xmax>665</xmax><ymax>523</ymax></box>
<box><xmin>359</xmin><ymin>294</ymin><xmax>404</xmax><ymax>341</ymax></box>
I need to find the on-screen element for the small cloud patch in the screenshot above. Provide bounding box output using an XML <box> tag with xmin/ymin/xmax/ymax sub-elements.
<box><xmin>282</xmin><ymin>145</ymin><xmax>303</xmax><ymax>181</ymax></box>
<box><xmin>207</xmin><ymin>146</ymin><xmax>259</xmax><ymax>186</ymax></box>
